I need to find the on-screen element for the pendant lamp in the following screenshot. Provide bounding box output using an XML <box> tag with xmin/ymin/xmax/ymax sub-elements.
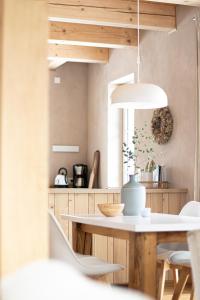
<box><xmin>111</xmin><ymin>0</ymin><xmax>168</xmax><ymax>109</ymax></box>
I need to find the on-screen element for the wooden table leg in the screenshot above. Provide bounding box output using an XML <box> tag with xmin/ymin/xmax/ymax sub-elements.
<box><xmin>72</xmin><ymin>222</ymin><xmax>92</xmax><ymax>255</ymax></box>
<box><xmin>129</xmin><ymin>232</ymin><xmax>157</xmax><ymax>298</ymax></box>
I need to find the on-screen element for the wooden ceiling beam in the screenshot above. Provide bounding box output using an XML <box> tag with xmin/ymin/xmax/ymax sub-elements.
<box><xmin>48</xmin><ymin>0</ymin><xmax>176</xmax><ymax>32</ymax></box>
<box><xmin>48</xmin><ymin>44</ymin><xmax>109</xmax><ymax>63</ymax></box>
<box><xmin>49</xmin><ymin>21</ymin><xmax>137</xmax><ymax>48</ymax></box>
<box><xmin>146</xmin><ymin>0</ymin><xmax>200</xmax><ymax>6</ymax></box>
<box><xmin>48</xmin><ymin>58</ymin><xmax>69</xmax><ymax>69</ymax></box>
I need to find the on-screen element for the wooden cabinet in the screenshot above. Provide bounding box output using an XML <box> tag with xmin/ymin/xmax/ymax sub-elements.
<box><xmin>48</xmin><ymin>188</ymin><xmax>187</xmax><ymax>284</ymax></box>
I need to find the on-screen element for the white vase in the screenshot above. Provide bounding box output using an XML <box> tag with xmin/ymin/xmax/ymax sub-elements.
<box><xmin>121</xmin><ymin>174</ymin><xmax>146</xmax><ymax>216</ymax></box>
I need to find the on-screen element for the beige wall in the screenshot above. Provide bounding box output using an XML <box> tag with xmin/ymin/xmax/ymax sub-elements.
<box><xmin>87</xmin><ymin>6</ymin><xmax>197</xmax><ymax>200</ymax></box>
<box><xmin>49</xmin><ymin>63</ymin><xmax>88</xmax><ymax>185</ymax></box>
<box><xmin>0</xmin><ymin>0</ymin><xmax>48</xmax><ymax>275</ymax></box>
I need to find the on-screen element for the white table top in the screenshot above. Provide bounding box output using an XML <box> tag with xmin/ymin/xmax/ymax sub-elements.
<box><xmin>62</xmin><ymin>213</ymin><xmax>200</xmax><ymax>232</ymax></box>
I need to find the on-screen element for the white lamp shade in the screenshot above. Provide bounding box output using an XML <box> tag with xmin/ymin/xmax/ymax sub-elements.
<box><xmin>111</xmin><ymin>83</ymin><xmax>168</xmax><ymax>109</ymax></box>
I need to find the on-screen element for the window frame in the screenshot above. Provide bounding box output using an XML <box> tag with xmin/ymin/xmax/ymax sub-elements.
<box><xmin>107</xmin><ymin>73</ymin><xmax>134</xmax><ymax>187</ymax></box>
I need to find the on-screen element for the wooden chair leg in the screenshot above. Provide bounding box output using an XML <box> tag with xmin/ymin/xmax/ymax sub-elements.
<box><xmin>172</xmin><ymin>269</ymin><xmax>190</xmax><ymax>300</ymax></box>
<box><xmin>172</xmin><ymin>268</ymin><xmax>179</xmax><ymax>288</ymax></box>
<box><xmin>97</xmin><ymin>274</ymin><xmax>110</xmax><ymax>283</ymax></box>
<box><xmin>190</xmin><ymin>287</ymin><xmax>194</xmax><ymax>300</ymax></box>
<box><xmin>157</xmin><ymin>261</ymin><xmax>169</xmax><ymax>300</ymax></box>
<box><xmin>90</xmin><ymin>274</ymin><xmax>110</xmax><ymax>284</ymax></box>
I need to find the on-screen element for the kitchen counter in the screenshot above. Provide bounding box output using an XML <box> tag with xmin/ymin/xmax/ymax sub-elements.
<box><xmin>49</xmin><ymin>187</ymin><xmax>187</xmax><ymax>194</ymax></box>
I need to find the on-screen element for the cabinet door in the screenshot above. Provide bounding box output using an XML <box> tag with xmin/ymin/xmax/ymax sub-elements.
<box><xmin>168</xmin><ymin>193</ymin><xmax>186</xmax><ymax>214</ymax></box>
<box><xmin>93</xmin><ymin>194</ymin><xmax>108</xmax><ymax>262</ymax></box>
<box><xmin>92</xmin><ymin>193</ymin><xmax>128</xmax><ymax>284</ymax></box>
<box><xmin>48</xmin><ymin>193</ymin><xmax>55</xmax><ymax>214</ymax></box>
<box><xmin>150</xmin><ymin>193</ymin><xmax>163</xmax><ymax>213</ymax></box>
<box><xmin>54</xmin><ymin>194</ymin><xmax>69</xmax><ymax>238</ymax></box>
<box><xmin>149</xmin><ymin>191</ymin><xmax>187</xmax><ymax>215</ymax></box>
<box><xmin>74</xmin><ymin>193</ymin><xmax>89</xmax><ymax>214</ymax></box>
<box><xmin>113</xmin><ymin>193</ymin><xmax>128</xmax><ymax>284</ymax></box>
<box><xmin>72</xmin><ymin>193</ymin><xmax>89</xmax><ymax>247</ymax></box>
<box><xmin>68</xmin><ymin>193</ymin><xmax>75</xmax><ymax>245</ymax></box>
<box><xmin>107</xmin><ymin>194</ymin><xmax>114</xmax><ymax>283</ymax></box>
<box><xmin>146</xmin><ymin>193</ymin><xmax>151</xmax><ymax>208</ymax></box>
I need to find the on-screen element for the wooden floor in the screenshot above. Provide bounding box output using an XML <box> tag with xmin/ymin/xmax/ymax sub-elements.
<box><xmin>114</xmin><ymin>283</ymin><xmax>192</xmax><ymax>299</ymax></box>
<box><xmin>163</xmin><ymin>285</ymin><xmax>192</xmax><ymax>300</ymax></box>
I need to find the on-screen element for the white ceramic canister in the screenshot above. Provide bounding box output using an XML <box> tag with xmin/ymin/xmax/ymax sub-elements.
<box><xmin>121</xmin><ymin>174</ymin><xmax>146</xmax><ymax>216</ymax></box>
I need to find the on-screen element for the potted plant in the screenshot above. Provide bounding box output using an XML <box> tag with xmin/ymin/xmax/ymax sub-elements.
<box><xmin>123</xmin><ymin>123</ymin><xmax>156</xmax><ymax>181</ymax></box>
<box><xmin>143</xmin><ymin>159</ymin><xmax>156</xmax><ymax>181</ymax></box>
<box><xmin>121</xmin><ymin>124</ymin><xmax>156</xmax><ymax>215</ymax></box>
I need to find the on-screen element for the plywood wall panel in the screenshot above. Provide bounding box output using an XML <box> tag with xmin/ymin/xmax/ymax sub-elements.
<box><xmin>0</xmin><ymin>0</ymin><xmax>48</xmax><ymax>276</ymax></box>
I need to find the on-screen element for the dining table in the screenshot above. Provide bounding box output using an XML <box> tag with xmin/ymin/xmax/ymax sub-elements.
<box><xmin>61</xmin><ymin>213</ymin><xmax>200</xmax><ymax>298</ymax></box>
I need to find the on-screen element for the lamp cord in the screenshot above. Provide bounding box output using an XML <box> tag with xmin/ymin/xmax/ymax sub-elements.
<box><xmin>137</xmin><ymin>0</ymin><xmax>140</xmax><ymax>83</ymax></box>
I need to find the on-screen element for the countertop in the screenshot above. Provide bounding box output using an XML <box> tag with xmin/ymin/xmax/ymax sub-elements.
<box><xmin>49</xmin><ymin>187</ymin><xmax>188</xmax><ymax>194</ymax></box>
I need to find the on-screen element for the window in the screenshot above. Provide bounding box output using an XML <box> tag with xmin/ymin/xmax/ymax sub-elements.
<box><xmin>107</xmin><ymin>74</ymin><xmax>134</xmax><ymax>187</ymax></box>
<box><xmin>122</xmin><ymin>108</ymin><xmax>135</xmax><ymax>184</ymax></box>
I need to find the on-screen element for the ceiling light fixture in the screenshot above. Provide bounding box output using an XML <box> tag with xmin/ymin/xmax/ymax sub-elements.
<box><xmin>111</xmin><ymin>0</ymin><xmax>168</xmax><ymax>109</ymax></box>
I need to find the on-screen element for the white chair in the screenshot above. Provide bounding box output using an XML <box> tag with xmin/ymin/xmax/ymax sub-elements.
<box><xmin>157</xmin><ymin>201</ymin><xmax>200</xmax><ymax>300</ymax></box>
<box><xmin>1</xmin><ymin>260</ymin><xmax>150</xmax><ymax>300</ymax></box>
<box><xmin>187</xmin><ymin>229</ymin><xmax>200</xmax><ymax>300</ymax></box>
<box><xmin>49</xmin><ymin>211</ymin><xmax>124</xmax><ymax>279</ymax></box>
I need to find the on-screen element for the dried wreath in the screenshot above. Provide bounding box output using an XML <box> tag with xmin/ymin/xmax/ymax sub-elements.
<box><xmin>151</xmin><ymin>107</ymin><xmax>173</xmax><ymax>145</ymax></box>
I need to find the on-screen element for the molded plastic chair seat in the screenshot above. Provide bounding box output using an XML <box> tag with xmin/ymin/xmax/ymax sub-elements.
<box><xmin>49</xmin><ymin>211</ymin><xmax>124</xmax><ymax>277</ymax></box>
<box><xmin>158</xmin><ymin>201</ymin><xmax>200</xmax><ymax>254</ymax></box>
<box><xmin>187</xmin><ymin>229</ymin><xmax>200</xmax><ymax>300</ymax></box>
<box><xmin>157</xmin><ymin>250</ymin><xmax>191</xmax><ymax>265</ymax></box>
<box><xmin>75</xmin><ymin>253</ymin><xmax>123</xmax><ymax>274</ymax></box>
<box><xmin>157</xmin><ymin>201</ymin><xmax>200</xmax><ymax>300</ymax></box>
<box><xmin>76</xmin><ymin>254</ymin><xmax>123</xmax><ymax>274</ymax></box>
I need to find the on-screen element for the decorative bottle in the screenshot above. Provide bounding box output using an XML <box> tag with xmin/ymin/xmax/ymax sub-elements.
<box><xmin>121</xmin><ymin>174</ymin><xmax>146</xmax><ymax>216</ymax></box>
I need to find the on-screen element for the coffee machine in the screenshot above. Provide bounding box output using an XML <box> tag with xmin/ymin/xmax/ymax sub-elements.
<box><xmin>73</xmin><ymin>164</ymin><xmax>88</xmax><ymax>188</ymax></box>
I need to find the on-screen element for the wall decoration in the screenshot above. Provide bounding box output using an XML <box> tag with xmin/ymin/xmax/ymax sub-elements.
<box><xmin>151</xmin><ymin>107</ymin><xmax>173</xmax><ymax>145</ymax></box>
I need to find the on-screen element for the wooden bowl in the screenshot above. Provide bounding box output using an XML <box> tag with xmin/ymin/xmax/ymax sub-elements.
<box><xmin>97</xmin><ymin>203</ymin><xmax>124</xmax><ymax>217</ymax></box>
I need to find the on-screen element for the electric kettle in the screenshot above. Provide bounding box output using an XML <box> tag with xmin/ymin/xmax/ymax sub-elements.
<box><xmin>54</xmin><ymin>167</ymin><xmax>68</xmax><ymax>187</ymax></box>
